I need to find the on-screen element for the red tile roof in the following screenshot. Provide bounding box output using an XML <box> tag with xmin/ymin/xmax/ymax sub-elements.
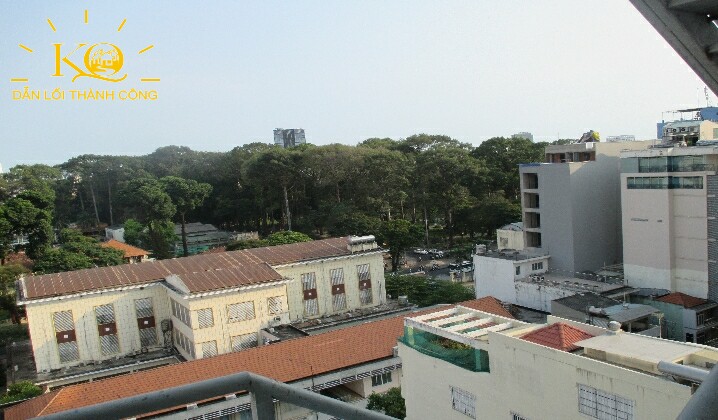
<box><xmin>101</xmin><ymin>239</ymin><xmax>149</xmax><ymax>258</ymax></box>
<box><xmin>656</xmin><ymin>292</ymin><xmax>709</xmax><ymax>308</ymax></box>
<box><xmin>5</xmin><ymin>297</ymin><xmax>510</xmax><ymax>420</ymax></box>
<box><xmin>459</xmin><ymin>296</ymin><xmax>513</xmax><ymax>318</ymax></box>
<box><xmin>22</xmin><ymin>237</ymin><xmax>353</xmax><ymax>300</ymax></box>
<box><xmin>520</xmin><ymin>322</ymin><xmax>594</xmax><ymax>352</ymax></box>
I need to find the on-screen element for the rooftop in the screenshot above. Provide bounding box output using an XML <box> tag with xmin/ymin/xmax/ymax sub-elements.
<box><xmin>516</xmin><ymin>272</ymin><xmax>626</xmax><ymax>294</ymax></box>
<box><xmin>4</xmin><ymin>297</ymin><xmax>509</xmax><ymax>420</ymax></box>
<box><xmin>498</xmin><ymin>222</ymin><xmax>523</xmax><ymax>231</ymax></box>
<box><xmin>101</xmin><ymin>239</ymin><xmax>149</xmax><ymax>258</ymax></box>
<box><xmin>552</xmin><ymin>293</ymin><xmax>620</xmax><ymax>312</ymax></box>
<box><xmin>477</xmin><ymin>249</ymin><xmax>548</xmax><ymax>262</ymax></box>
<box><xmin>657</xmin><ymin>292</ymin><xmax>711</xmax><ymax>309</ymax></box>
<box><xmin>19</xmin><ymin>237</ymin><xmax>361</xmax><ymax>301</ymax></box>
<box><xmin>520</xmin><ymin>322</ymin><xmax>595</xmax><ymax>352</ymax></box>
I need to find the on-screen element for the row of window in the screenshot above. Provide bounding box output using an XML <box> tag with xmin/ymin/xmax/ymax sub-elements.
<box><xmin>515</xmin><ymin>262</ymin><xmax>543</xmax><ymax>276</ymax></box>
<box><xmin>174</xmin><ymin>330</ymin><xmax>259</xmax><ymax>358</ymax></box>
<box><xmin>302</xmin><ymin>265</ymin><xmax>373</xmax><ymax>316</ymax></box>
<box><xmin>371</xmin><ymin>372</ymin><xmax>392</xmax><ymax>387</ymax></box>
<box><xmin>447</xmin><ymin>383</ymin><xmax>633</xmax><ymax>420</ymax></box>
<box><xmin>622</xmin><ymin>155</ymin><xmax>712</xmax><ymax>174</ymax></box>
<box><xmin>52</xmin><ymin>298</ymin><xmax>158</xmax><ymax>364</ymax></box>
<box><xmin>172</xmin><ymin>296</ymin><xmax>285</xmax><ymax>330</ymax></box>
<box><xmin>626</xmin><ymin>176</ymin><xmax>704</xmax><ymax>189</ymax></box>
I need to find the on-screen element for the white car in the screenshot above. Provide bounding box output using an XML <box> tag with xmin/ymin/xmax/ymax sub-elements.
<box><xmin>414</xmin><ymin>248</ymin><xmax>429</xmax><ymax>255</ymax></box>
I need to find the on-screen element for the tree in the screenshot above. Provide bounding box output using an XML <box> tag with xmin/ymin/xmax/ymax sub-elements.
<box><xmin>377</xmin><ymin>220</ymin><xmax>422</xmax><ymax>272</ymax></box>
<box><xmin>0</xmin><ymin>381</ymin><xmax>42</xmax><ymax>404</ymax></box>
<box><xmin>119</xmin><ymin>178</ymin><xmax>177</xmax><ymax>259</ymax></box>
<box><xmin>0</xmin><ymin>264</ymin><xmax>28</xmax><ymax>323</ymax></box>
<box><xmin>367</xmin><ymin>387</ymin><xmax>406</xmax><ymax>419</ymax></box>
<box><xmin>33</xmin><ymin>229</ymin><xmax>123</xmax><ymax>274</ymax></box>
<box><xmin>160</xmin><ymin>176</ymin><xmax>212</xmax><ymax>257</ymax></box>
<box><xmin>265</xmin><ymin>231</ymin><xmax>312</xmax><ymax>246</ymax></box>
<box><xmin>471</xmin><ymin>137</ymin><xmax>544</xmax><ymax>198</ymax></box>
<box><xmin>385</xmin><ymin>274</ymin><xmax>474</xmax><ymax>307</ymax></box>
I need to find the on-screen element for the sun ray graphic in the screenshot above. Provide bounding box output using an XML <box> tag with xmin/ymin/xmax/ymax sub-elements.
<box><xmin>117</xmin><ymin>19</ymin><xmax>127</xmax><ymax>32</ymax></box>
<box><xmin>47</xmin><ymin>18</ymin><xmax>56</xmax><ymax>32</ymax></box>
<box><xmin>18</xmin><ymin>44</ymin><xmax>33</xmax><ymax>53</ymax></box>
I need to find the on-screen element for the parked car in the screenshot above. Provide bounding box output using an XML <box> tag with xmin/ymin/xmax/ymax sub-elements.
<box><xmin>460</xmin><ymin>261</ymin><xmax>473</xmax><ymax>272</ymax></box>
<box><xmin>448</xmin><ymin>263</ymin><xmax>460</xmax><ymax>273</ymax></box>
<box><xmin>414</xmin><ymin>248</ymin><xmax>429</xmax><ymax>255</ymax></box>
<box><xmin>428</xmin><ymin>249</ymin><xmax>444</xmax><ymax>258</ymax></box>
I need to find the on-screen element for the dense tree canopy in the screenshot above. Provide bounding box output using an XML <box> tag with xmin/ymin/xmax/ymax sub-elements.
<box><xmin>1</xmin><ymin>133</ymin><xmax>562</xmax><ymax>269</ymax></box>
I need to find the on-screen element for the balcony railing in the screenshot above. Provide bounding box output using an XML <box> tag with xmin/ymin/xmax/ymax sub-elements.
<box><xmin>35</xmin><ymin>371</ymin><xmax>395</xmax><ymax>420</ymax></box>
<box><xmin>639</xmin><ymin>163</ymin><xmax>716</xmax><ymax>173</ymax></box>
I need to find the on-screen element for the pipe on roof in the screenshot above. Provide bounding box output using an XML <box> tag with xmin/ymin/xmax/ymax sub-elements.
<box><xmin>658</xmin><ymin>360</ymin><xmax>709</xmax><ymax>383</ymax></box>
<box><xmin>677</xmin><ymin>364</ymin><xmax>718</xmax><ymax>420</ymax></box>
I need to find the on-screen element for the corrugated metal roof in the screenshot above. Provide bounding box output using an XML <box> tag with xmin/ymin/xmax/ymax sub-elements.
<box><xmin>4</xmin><ymin>297</ymin><xmax>509</xmax><ymax>420</ymax></box>
<box><xmin>22</xmin><ymin>237</ymin><xmax>353</xmax><ymax>300</ymax></box>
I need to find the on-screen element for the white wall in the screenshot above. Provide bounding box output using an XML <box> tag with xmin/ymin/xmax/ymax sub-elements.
<box><xmin>473</xmin><ymin>256</ymin><xmax>515</xmax><ymax>303</ymax></box>
<box><xmin>400</xmin><ymin>330</ymin><xmax>692</xmax><ymax>420</ymax></box>
<box><xmin>515</xmin><ymin>282</ymin><xmax>574</xmax><ymax>313</ymax></box>
<box><xmin>497</xmin><ymin>228</ymin><xmax>524</xmax><ymax>250</ymax></box>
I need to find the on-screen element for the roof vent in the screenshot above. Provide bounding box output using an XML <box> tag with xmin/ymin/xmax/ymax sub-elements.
<box><xmin>607</xmin><ymin>321</ymin><xmax>622</xmax><ymax>334</ymax></box>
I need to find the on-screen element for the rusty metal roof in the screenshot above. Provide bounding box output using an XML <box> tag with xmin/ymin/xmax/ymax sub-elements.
<box><xmin>22</xmin><ymin>237</ymin><xmax>353</xmax><ymax>300</ymax></box>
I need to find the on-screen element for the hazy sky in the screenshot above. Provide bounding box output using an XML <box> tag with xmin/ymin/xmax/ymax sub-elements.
<box><xmin>0</xmin><ymin>1</ymin><xmax>713</xmax><ymax>170</ymax></box>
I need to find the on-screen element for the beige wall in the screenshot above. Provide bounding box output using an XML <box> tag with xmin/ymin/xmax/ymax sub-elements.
<box><xmin>400</xmin><ymin>331</ymin><xmax>692</xmax><ymax>420</ymax></box>
<box><xmin>621</xmin><ymin>174</ymin><xmax>710</xmax><ymax>298</ymax></box>
<box><xmin>275</xmin><ymin>252</ymin><xmax>385</xmax><ymax>321</ymax></box>
<box><xmin>496</xmin><ymin>228</ymin><xmax>524</xmax><ymax>250</ymax></box>
<box><xmin>26</xmin><ymin>284</ymin><xmax>170</xmax><ymax>372</ymax></box>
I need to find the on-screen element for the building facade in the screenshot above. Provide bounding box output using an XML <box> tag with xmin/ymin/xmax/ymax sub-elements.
<box><xmin>18</xmin><ymin>236</ymin><xmax>384</xmax><ymax>372</ymax></box>
<box><xmin>620</xmin><ymin>146</ymin><xmax>718</xmax><ymax>300</ymax></box>
<box><xmin>519</xmin><ymin>141</ymin><xmax>651</xmax><ymax>273</ymax></box>
<box><xmin>399</xmin><ymin>306</ymin><xmax>718</xmax><ymax>420</ymax></box>
<box><xmin>273</xmin><ymin>128</ymin><xmax>306</xmax><ymax>148</ymax></box>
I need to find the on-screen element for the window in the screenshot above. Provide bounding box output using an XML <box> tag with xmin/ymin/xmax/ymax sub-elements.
<box><xmin>531</xmin><ymin>262</ymin><xmax>543</xmax><ymax>271</ymax></box>
<box><xmin>267</xmin><ymin>296</ymin><xmax>283</xmax><ymax>315</ymax></box>
<box><xmin>231</xmin><ymin>332</ymin><xmax>258</xmax><ymax>352</ymax></box>
<box><xmin>135</xmin><ymin>298</ymin><xmax>158</xmax><ymax>347</ymax></box>
<box><xmin>578</xmin><ymin>384</ymin><xmax>634</xmax><ymax>420</ymax></box>
<box><xmin>371</xmin><ymin>372</ymin><xmax>392</xmax><ymax>387</ymax></box>
<box><xmin>173</xmin><ymin>327</ymin><xmax>195</xmax><ymax>358</ymax></box>
<box><xmin>95</xmin><ymin>304</ymin><xmax>119</xmax><ymax>356</ymax></box>
<box><xmin>200</xmin><ymin>340</ymin><xmax>218</xmax><ymax>358</ymax></box>
<box><xmin>171</xmin><ymin>298</ymin><xmax>192</xmax><ymax>327</ymax></box>
<box><xmin>450</xmin><ymin>386</ymin><xmax>476</xmax><ymax>418</ymax></box>
<box><xmin>53</xmin><ymin>310</ymin><xmax>79</xmax><ymax>363</ymax></box>
<box><xmin>227</xmin><ymin>301</ymin><xmax>255</xmax><ymax>323</ymax></box>
<box><xmin>196</xmin><ymin>308</ymin><xmax>214</xmax><ymax>329</ymax></box>
<box><xmin>302</xmin><ymin>272</ymin><xmax>319</xmax><ymax>316</ymax></box>
<box><xmin>330</xmin><ymin>268</ymin><xmax>347</xmax><ymax>311</ymax></box>
<box><xmin>627</xmin><ymin>176</ymin><xmax>703</xmax><ymax>189</ymax></box>
<box><xmin>357</xmin><ymin>264</ymin><xmax>373</xmax><ymax>305</ymax></box>
<box><xmin>697</xmin><ymin>312</ymin><xmax>706</xmax><ymax>326</ymax></box>
<box><xmin>515</xmin><ymin>266</ymin><xmax>521</xmax><ymax>276</ymax></box>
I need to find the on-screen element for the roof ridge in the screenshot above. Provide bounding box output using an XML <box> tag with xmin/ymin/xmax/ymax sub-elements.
<box><xmin>35</xmin><ymin>389</ymin><xmax>63</xmax><ymax>417</ymax></box>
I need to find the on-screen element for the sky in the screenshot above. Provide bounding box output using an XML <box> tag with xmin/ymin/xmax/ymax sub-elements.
<box><xmin>0</xmin><ymin>0</ymin><xmax>714</xmax><ymax>170</ymax></box>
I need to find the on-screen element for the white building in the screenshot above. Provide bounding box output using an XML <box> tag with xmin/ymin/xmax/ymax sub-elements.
<box><xmin>621</xmin><ymin>145</ymin><xmax>718</xmax><ymax>300</ymax></box>
<box><xmin>399</xmin><ymin>305</ymin><xmax>718</xmax><ymax>420</ymax></box>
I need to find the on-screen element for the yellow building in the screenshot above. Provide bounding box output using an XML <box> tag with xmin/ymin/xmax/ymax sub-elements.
<box><xmin>18</xmin><ymin>236</ymin><xmax>384</xmax><ymax>372</ymax></box>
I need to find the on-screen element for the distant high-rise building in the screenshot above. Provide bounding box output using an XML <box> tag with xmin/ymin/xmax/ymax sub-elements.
<box><xmin>512</xmin><ymin>132</ymin><xmax>534</xmax><ymax>142</ymax></box>
<box><xmin>273</xmin><ymin>128</ymin><xmax>306</xmax><ymax>148</ymax></box>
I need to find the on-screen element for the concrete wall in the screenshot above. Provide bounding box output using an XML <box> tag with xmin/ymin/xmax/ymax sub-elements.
<box><xmin>473</xmin><ymin>256</ymin><xmax>516</xmax><ymax>303</ymax></box>
<box><xmin>496</xmin><ymin>228</ymin><xmax>524</xmax><ymax>250</ymax></box>
<box><xmin>515</xmin><ymin>282</ymin><xmax>574</xmax><ymax>313</ymax></box>
<box><xmin>400</xmin><ymin>329</ymin><xmax>692</xmax><ymax>420</ymax></box>
<box><xmin>275</xmin><ymin>252</ymin><xmax>384</xmax><ymax>321</ymax></box>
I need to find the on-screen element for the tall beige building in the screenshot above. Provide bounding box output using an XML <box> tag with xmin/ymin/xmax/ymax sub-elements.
<box><xmin>621</xmin><ymin>146</ymin><xmax>718</xmax><ymax>300</ymax></box>
<box><xmin>18</xmin><ymin>236</ymin><xmax>384</xmax><ymax>372</ymax></box>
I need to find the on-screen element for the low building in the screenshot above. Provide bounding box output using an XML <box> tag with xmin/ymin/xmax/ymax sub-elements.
<box><xmin>17</xmin><ymin>236</ymin><xmax>385</xmax><ymax>373</ymax></box>
<box><xmin>638</xmin><ymin>292</ymin><xmax>718</xmax><ymax>345</ymax></box>
<box><xmin>174</xmin><ymin>222</ymin><xmax>233</xmax><ymax>255</ymax></box>
<box><xmin>552</xmin><ymin>293</ymin><xmax>663</xmax><ymax>337</ymax></box>
<box><xmin>496</xmin><ymin>222</ymin><xmax>524</xmax><ymax>250</ymax></box>
<box><xmin>4</xmin><ymin>297</ymin><xmax>513</xmax><ymax>420</ymax></box>
<box><xmin>399</xmin><ymin>305</ymin><xmax>718</xmax><ymax>420</ymax></box>
<box><xmin>101</xmin><ymin>239</ymin><xmax>150</xmax><ymax>264</ymax></box>
<box><xmin>474</xmin><ymin>249</ymin><xmax>630</xmax><ymax>312</ymax></box>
